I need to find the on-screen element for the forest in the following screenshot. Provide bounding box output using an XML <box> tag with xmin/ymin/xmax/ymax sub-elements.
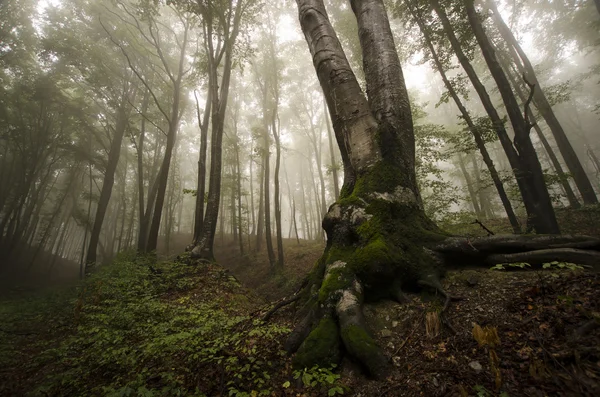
<box><xmin>1</xmin><ymin>0</ymin><xmax>599</xmax><ymax>395</ymax></box>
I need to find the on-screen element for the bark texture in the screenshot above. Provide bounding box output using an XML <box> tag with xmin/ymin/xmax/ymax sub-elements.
<box><xmin>289</xmin><ymin>0</ymin><xmax>600</xmax><ymax>377</ymax></box>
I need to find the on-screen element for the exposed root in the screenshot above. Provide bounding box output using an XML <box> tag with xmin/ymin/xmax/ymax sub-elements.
<box><xmin>486</xmin><ymin>248</ymin><xmax>600</xmax><ymax>270</ymax></box>
<box><xmin>284</xmin><ymin>307</ymin><xmax>319</xmax><ymax>354</ymax></box>
<box><xmin>434</xmin><ymin>234</ymin><xmax>600</xmax><ymax>256</ymax></box>
<box><xmin>336</xmin><ymin>279</ymin><xmax>388</xmax><ymax>378</ymax></box>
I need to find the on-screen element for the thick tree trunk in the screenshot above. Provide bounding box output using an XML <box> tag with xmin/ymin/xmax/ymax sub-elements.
<box><xmin>488</xmin><ymin>0</ymin><xmax>598</xmax><ymax>205</ymax></box>
<box><xmin>289</xmin><ymin>0</ymin><xmax>436</xmax><ymax>377</ymax></box>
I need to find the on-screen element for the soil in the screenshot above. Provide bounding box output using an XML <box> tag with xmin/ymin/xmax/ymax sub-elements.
<box><xmin>215</xmin><ymin>207</ymin><xmax>600</xmax><ymax>396</ymax></box>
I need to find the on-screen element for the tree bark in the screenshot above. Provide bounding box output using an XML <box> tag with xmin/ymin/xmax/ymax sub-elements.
<box><xmin>86</xmin><ymin>91</ymin><xmax>131</xmax><ymax>264</ymax></box>
<box><xmin>409</xmin><ymin>0</ymin><xmax>520</xmax><ymax>232</ymax></box>
<box><xmin>457</xmin><ymin>154</ymin><xmax>483</xmax><ymax>217</ymax></box>
<box><xmin>146</xmin><ymin>20</ymin><xmax>189</xmax><ymax>253</ymax></box>
<box><xmin>191</xmin><ymin>0</ymin><xmax>244</xmax><ymax>260</ymax></box>
<box><xmin>193</xmin><ymin>88</ymin><xmax>212</xmax><ymax>244</ymax></box>
<box><xmin>464</xmin><ymin>0</ymin><xmax>559</xmax><ymax>234</ymax></box>
<box><xmin>488</xmin><ymin>0</ymin><xmax>598</xmax><ymax>205</ymax></box>
<box><xmin>324</xmin><ymin>100</ymin><xmax>340</xmax><ymax>200</ymax></box>
<box><xmin>501</xmin><ymin>58</ymin><xmax>580</xmax><ymax>208</ymax></box>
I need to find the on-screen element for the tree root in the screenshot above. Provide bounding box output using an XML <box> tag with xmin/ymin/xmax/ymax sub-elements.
<box><xmin>286</xmin><ymin>232</ymin><xmax>600</xmax><ymax>377</ymax></box>
<box><xmin>433</xmin><ymin>234</ymin><xmax>600</xmax><ymax>271</ymax></box>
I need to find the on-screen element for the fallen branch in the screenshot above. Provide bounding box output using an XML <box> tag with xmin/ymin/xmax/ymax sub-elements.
<box><xmin>261</xmin><ymin>295</ymin><xmax>301</xmax><ymax>322</ymax></box>
<box><xmin>472</xmin><ymin>219</ymin><xmax>495</xmax><ymax>236</ymax></box>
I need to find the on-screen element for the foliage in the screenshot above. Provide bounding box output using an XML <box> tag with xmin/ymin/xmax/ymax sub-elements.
<box><xmin>490</xmin><ymin>262</ymin><xmax>530</xmax><ymax>271</ymax></box>
<box><xmin>288</xmin><ymin>365</ymin><xmax>346</xmax><ymax>396</ymax></box>
<box><xmin>1</xmin><ymin>254</ymin><xmax>291</xmax><ymax>396</ymax></box>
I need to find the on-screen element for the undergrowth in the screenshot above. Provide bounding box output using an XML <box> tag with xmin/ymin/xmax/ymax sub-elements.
<box><xmin>0</xmin><ymin>252</ymin><xmax>293</xmax><ymax>396</ymax></box>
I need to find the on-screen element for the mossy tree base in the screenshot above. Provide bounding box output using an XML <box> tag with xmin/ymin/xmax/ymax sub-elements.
<box><xmin>285</xmin><ymin>165</ymin><xmax>600</xmax><ymax>378</ymax></box>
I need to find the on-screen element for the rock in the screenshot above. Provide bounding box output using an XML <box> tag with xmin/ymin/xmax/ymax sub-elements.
<box><xmin>381</xmin><ymin>329</ymin><xmax>392</xmax><ymax>338</ymax></box>
<box><xmin>392</xmin><ymin>356</ymin><xmax>402</xmax><ymax>367</ymax></box>
<box><xmin>469</xmin><ymin>361</ymin><xmax>483</xmax><ymax>372</ymax></box>
<box><xmin>392</xmin><ymin>321</ymin><xmax>398</xmax><ymax>328</ymax></box>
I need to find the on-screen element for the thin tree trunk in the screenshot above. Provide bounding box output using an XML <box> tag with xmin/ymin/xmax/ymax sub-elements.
<box><xmin>488</xmin><ymin>0</ymin><xmax>598</xmax><ymax>205</ymax></box>
<box><xmin>86</xmin><ymin>92</ymin><xmax>131</xmax><ymax>264</ymax></box>
<box><xmin>464</xmin><ymin>0</ymin><xmax>559</xmax><ymax>233</ymax></box>
<box><xmin>432</xmin><ymin>0</ymin><xmax>547</xmax><ymax>233</ymax></box>
<box><xmin>500</xmin><ymin>54</ymin><xmax>581</xmax><ymax>208</ymax></box>
<box><xmin>408</xmin><ymin>0</ymin><xmax>520</xmax><ymax>231</ymax></box>
<box><xmin>458</xmin><ymin>154</ymin><xmax>483</xmax><ymax>216</ymax></box>
<box><xmin>272</xmin><ymin>113</ymin><xmax>284</xmax><ymax>267</ymax></box>
<box><xmin>193</xmin><ymin>88</ymin><xmax>211</xmax><ymax>244</ymax></box>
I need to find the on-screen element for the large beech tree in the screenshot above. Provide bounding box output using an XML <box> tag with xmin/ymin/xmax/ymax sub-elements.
<box><xmin>286</xmin><ymin>0</ymin><xmax>600</xmax><ymax>377</ymax></box>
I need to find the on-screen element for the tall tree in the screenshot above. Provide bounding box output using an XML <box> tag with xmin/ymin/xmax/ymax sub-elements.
<box><xmin>487</xmin><ymin>0</ymin><xmax>597</xmax><ymax>205</ymax></box>
<box><xmin>405</xmin><ymin>0</ymin><xmax>520</xmax><ymax>233</ymax></box>
<box><xmin>286</xmin><ymin>0</ymin><xmax>600</xmax><ymax>376</ymax></box>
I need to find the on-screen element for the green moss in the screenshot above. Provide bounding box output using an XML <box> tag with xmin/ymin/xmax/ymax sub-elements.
<box><xmin>318</xmin><ymin>266</ymin><xmax>353</xmax><ymax>303</ymax></box>
<box><xmin>340</xmin><ymin>324</ymin><xmax>386</xmax><ymax>375</ymax></box>
<box><xmin>293</xmin><ymin>318</ymin><xmax>342</xmax><ymax>370</ymax></box>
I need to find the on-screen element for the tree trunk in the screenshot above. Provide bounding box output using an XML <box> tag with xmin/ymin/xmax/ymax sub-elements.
<box><xmin>234</xmin><ymin>136</ymin><xmax>244</xmax><ymax>255</ymax></box>
<box><xmin>488</xmin><ymin>0</ymin><xmax>598</xmax><ymax>205</ymax></box>
<box><xmin>432</xmin><ymin>0</ymin><xmax>549</xmax><ymax>233</ymax></box>
<box><xmin>457</xmin><ymin>154</ymin><xmax>483</xmax><ymax>217</ymax></box>
<box><xmin>256</xmin><ymin>154</ymin><xmax>265</xmax><ymax>251</ymax></box>
<box><xmin>272</xmin><ymin>111</ymin><xmax>284</xmax><ymax>267</ymax></box>
<box><xmin>146</xmin><ymin>21</ymin><xmax>189</xmax><ymax>253</ymax></box>
<box><xmin>86</xmin><ymin>92</ymin><xmax>131</xmax><ymax>264</ymax></box>
<box><xmin>464</xmin><ymin>0</ymin><xmax>559</xmax><ymax>234</ymax></box>
<box><xmin>191</xmin><ymin>0</ymin><xmax>244</xmax><ymax>260</ymax></box>
<box><xmin>324</xmin><ymin>100</ymin><xmax>340</xmax><ymax>200</ymax></box>
<box><xmin>286</xmin><ymin>0</ymin><xmax>600</xmax><ymax>378</ymax></box>
<box><xmin>499</xmin><ymin>51</ymin><xmax>581</xmax><ymax>208</ymax></box>
<box><xmin>193</xmin><ymin>88</ymin><xmax>212</xmax><ymax>244</ymax></box>
<box><xmin>409</xmin><ymin>0</ymin><xmax>520</xmax><ymax>232</ymax></box>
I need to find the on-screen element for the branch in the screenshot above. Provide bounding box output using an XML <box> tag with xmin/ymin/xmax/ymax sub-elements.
<box><xmin>99</xmin><ymin>17</ymin><xmax>171</xmax><ymax>125</ymax></box>
<box><xmin>522</xmin><ymin>73</ymin><xmax>536</xmax><ymax>134</ymax></box>
<box><xmin>472</xmin><ymin>219</ymin><xmax>495</xmax><ymax>236</ymax></box>
<box><xmin>261</xmin><ymin>295</ymin><xmax>301</xmax><ymax>322</ymax></box>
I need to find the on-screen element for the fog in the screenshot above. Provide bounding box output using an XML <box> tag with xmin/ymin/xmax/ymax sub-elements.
<box><xmin>1</xmin><ymin>0</ymin><xmax>598</xmax><ymax>284</ymax></box>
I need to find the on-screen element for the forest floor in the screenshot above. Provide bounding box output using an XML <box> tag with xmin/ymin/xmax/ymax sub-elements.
<box><xmin>0</xmin><ymin>206</ymin><xmax>599</xmax><ymax>396</ymax></box>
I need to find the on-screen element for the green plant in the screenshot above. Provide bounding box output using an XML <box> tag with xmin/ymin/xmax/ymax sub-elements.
<box><xmin>289</xmin><ymin>365</ymin><xmax>346</xmax><ymax>396</ymax></box>
<box><xmin>541</xmin><ymin>261</ymin><xmax>583</xmax><ymax>271</ymax></box>
<box><xmin>490</xmin><ymin>262</ymin><xmax>530</xmax><ymax>271</ymax></box>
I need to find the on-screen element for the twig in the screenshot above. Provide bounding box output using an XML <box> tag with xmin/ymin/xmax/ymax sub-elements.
<box><xmin>472</xmin><ymin>219</ymin><xmax>495</xmax><ymax>236</ymax></box>
<box><xmin>522</xmin><ymin>74</ymin><xmax>536</xmax><ymax>134</ymax></box>
<box><xmin>394</xmin><ymin>316</ymin><xmax>423</xmax><ymax>355</ymax></box>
